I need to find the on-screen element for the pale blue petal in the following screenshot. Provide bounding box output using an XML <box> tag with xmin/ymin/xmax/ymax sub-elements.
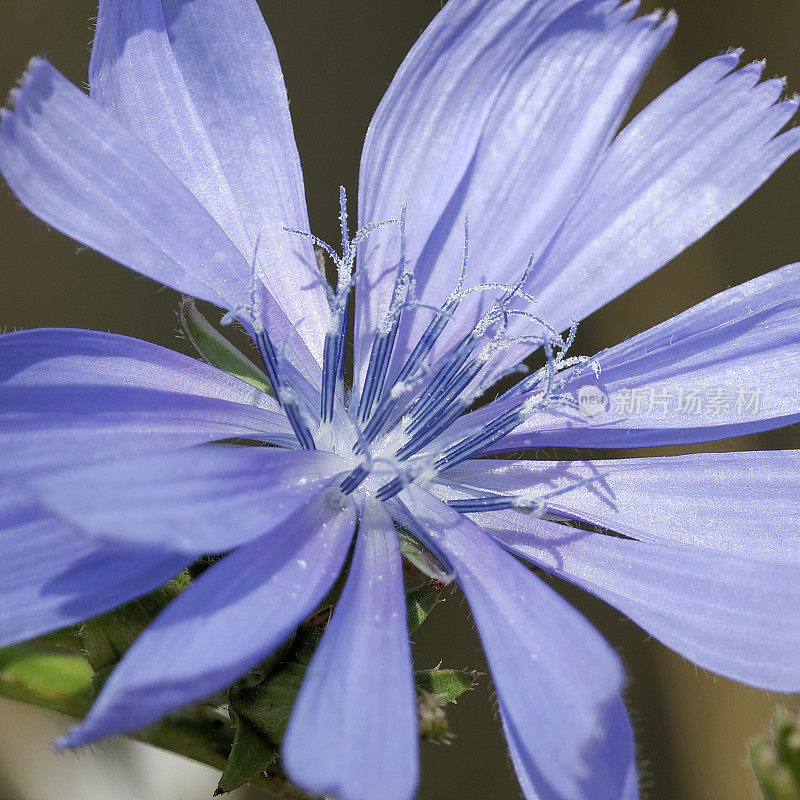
<box><xmin>440</xmin><ymin>451</ymin><xmax>800</xmax><ymax>562</ymax></box>
<box><xmin>479</xmin><ymin>511</ymin><xmax>800</xmax><ymax>691</ymax></box>
<box><xmin>27</xmin><ymin>447</ymin><xmax>345</xmax><ymax>553</ymax></box>
<box><xmin>0</xmin><ymin>61</ymin><xmax>319</xmax><ymax>377</ymax></box>
<box><xmin>283</xmin><ymin>499</ymin><xmax>418</xmax><ymax>800</ymax></box>
<box><xmin>478</xmin><ymin>262</ymin><xmax>800</xmax><ymax>451</ymax></box>
<box><xmin>0</xmin><ymin>328</ymin><xmax>291</xmax><ymax>476</ymax></box>
<box><xmin>502</xmin><ymin>698</ymin><xmax>639</xmax><ymax>800</ymax></box>
<box><xmin>530</xmin><ymin>53</ymin><xmax>800</xmax><ymax>333</ymax></box>
<box><xmin>0</xmin><ymin>479</ymin><xmax>188</xmax><ymax>647</ymax></box>
<box><xmin>0</xmin><ymin>61</ymin><xmax>249</xmax><ymax>312</ymax></box>
<box><xmin>91</xmin><ymin>0</ymin><xmax>328</xmax><ymax>357</ymax></box>
<box><xmin>356</xmin><ymin>0</ymin><xmax>673</xmax><ymax>383</ymax></box>
<box><xmin>59</xmin><ymin>492</ymin><xmax>356</xmax><ymax>747</ymax></box>
<box><xmin>399</xmin><ymin>486</ymin><xmax>629</xmax><ymax>800</ymax></box>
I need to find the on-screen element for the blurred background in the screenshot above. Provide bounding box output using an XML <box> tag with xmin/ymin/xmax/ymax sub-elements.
<box><xmin>1</xmin><ymin>0</ymin><xmax>799</xmax><ymax>798</ymax></box>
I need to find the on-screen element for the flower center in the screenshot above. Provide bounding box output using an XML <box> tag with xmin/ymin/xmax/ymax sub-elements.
<box><xmin>236</xmin><ymin>188</ymin><xmax>594</xmax><ymax>504</ymax></box>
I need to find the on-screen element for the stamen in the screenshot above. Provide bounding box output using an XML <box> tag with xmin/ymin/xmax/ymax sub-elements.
<box><xmin>340</xmin><ymin>463</ymin><xmax>369</xmax><ymax>495</ymax></box>
<box><xmin>396</xmin><ymin>254</ymin><xmax>558</xmax><ymax>440</ymax></box>
<box><xmin>357</xmin><ymin>205</ymin><xmax>409</xmax><ymax>423</ymax></box>
<box><xmin>287</xmin><ymin>188</ymin><xmax>398</xmax><ymax>424</ymax></box>
<box><xmin>354</xmin><ymin>218</ymin><xmax>471</xmax><ymax>451</ymax></box>
<box><xmin>432</xmin><ymin>388</ymin><xmax>555</xmax><ymax>474</ymax></box>
<box><xmin>446</xmin><ymin>476</ymin><xmax>603</xmax><ymax>515</ymax></box>
<box><xmin>401</xmin><ymin>315</ymin><xmax>562</xmax><ymax>456</ymax></box>
<box><xmin>254</xmin><ymin>328</ymin><xmax>316</xmax><ymax>450</ymax></box>
<box><xmin>375</xmin><ymin>470</ymin><xmax>419</xmax><ymax>502</ymax></box>
<box><xmin>240</xmin><ymin>198</ymin><xmax>597</xmax><ymax>505</ymax></box>
<box><xmin>499</xmin><ymin>317</ymin><xmax>581</xmax><ymax>400</ymax></box>
<box><xmin>219</xmin><ymin>236</ymin><xmax>317</xmax><ymax>450</ymax></box>
<box><xmin>446</xmin><ymin>495</ymin><xmax>535</xmax><ymax>513</ymax></box>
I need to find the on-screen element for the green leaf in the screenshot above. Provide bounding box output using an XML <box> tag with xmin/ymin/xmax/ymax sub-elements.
<box><xmin>751</xmin><ymin>708</ymin><xmax>800</xmax><ymax>800</ymax></box>
<box><xmin>414</xmin><ymin>668</ymin><xmax>478</xmax><ymax>706</ymax></box>
<box><xmin>180</xmin><ymin>298</ymin><xmax>273</xmax><ymax>396</ymax></box>
<box><xmin>406</xmin><ymin>583</ymin><xmax>442</xmax><ymax>633</ymax></box>
<box><xmin>216</xmin><ymin>710</ymin><xmax>277</xmax><ymax>795</ymax></box>
<box><xmin>81</xmin><ymin>573</ymin><xmax>190</xmax><ymax>672</ymax></box>
<box><xmin>0</xmin><ymin>645</ymin><xmax>93</xmax><ymax>718</ymax></box>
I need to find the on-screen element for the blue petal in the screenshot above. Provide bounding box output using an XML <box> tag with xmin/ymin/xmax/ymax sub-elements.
<box><xmin>530</xmin><ymin>53</ymin><xmax>800</xmax><ymax>334</ymax></box>
<box><xmin>28</xmin><ymin>447</ymin><xmax>345</xmax><ymax>553</ymax></box>
<box><xmin>478</xmin><ymin>262</ymin><xmax>800</xmax><ymax>451</ymax></box>
<box><xmin>91</xmin><ymin>0</ymin><xmax>329</xmax><ymax>358</ymax></box>
<box><xmin>0</xmin><ymin>61</ymin><xmax>318</xmax><ymax>377</ymax></box>
<box><xmin>478</xmin><ymin>511</ymin><xmax>800</xmax><ymax>691</ymax></box>
<box><xmin>59</xmin><ymin>492</ymin><xmax>356</xmax><ymax>747</ymax></box>
<box><xmin>283</xmin><ymin>499</ymin><xmax>418</xmax><ymax>800</ymax></box>
<box><xmin>399</xmin><ymin>486</ymin><xmax>630</xmax><ymax>800</ymax></box>
<box><xmin>356</xmin><ymin>0</ymin><xmax>673</xmax><ymax>384</ymax></box>
<box><xmin>502</xmin><ymin>697</ymin><xmax>639</xmax><ymax>800</ymax></box>
<box><xmin>440</xmin><ymin>451</ymin><xmax>800</xmax><ymax>563</ymax></box>
<box><xmin>0</xmin><ymin>61</ymin><xmax>248</xmax><ymax>313</ymax></box>
<box><xmin>0</xmin><ymin>479</ymin><xmax>189</xmax><ymax>647</ymax></box>
<box><xmin>0</xmin><ymin>327</ymin><xmax>291</xmax><ymax>476</ymax></box>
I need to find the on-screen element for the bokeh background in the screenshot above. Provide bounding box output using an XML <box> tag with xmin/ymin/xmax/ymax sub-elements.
<box><xmin>1</xmin><ymin>1</ymin><xmax>799</xmax><ymax>798</ymax></box>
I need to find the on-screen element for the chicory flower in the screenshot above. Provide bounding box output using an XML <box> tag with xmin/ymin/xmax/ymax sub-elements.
<box><xmin>1</xmin><ymin>1</ymin><xmax>799</xmax><ymax>799</ymax></box>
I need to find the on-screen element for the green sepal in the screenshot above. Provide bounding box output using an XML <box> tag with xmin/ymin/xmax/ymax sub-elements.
<box><xmin>229</xmin><ymin>627</ymin><xmax>322</xmax><ymax>750</ymax></box>
<box><xmin>81</xmin><ymin>572</ymin><xmax>190</xmax><ymax>672</ymax></box>
<box><xmin>398</xmin><ymin>532</ymin><xmax>453</xmax><ymax>584</ymax></box>
<box><xmin>215</xmin><ymin>710</ymin><xmax>278</xmax><ymax>796</ymax></box>
<box><xmin>406</xmin><ymin>583</ymin><xmax>442</xmax><ymax>633</ymax></box>
<box><xmin>233</xmin><ymin>633</ymin><xmax>296</xmax><ymax>691</ymax></box>
<box><xmin>34</xmin><ymin>625</ymin><xmax>84</xmax><ymax>652</ymax></box>
<box><xmin>415</xmin><ymin>668</ymin><xmax>479</xmax><ymax>705</ymax></box>
<box><xmin>180</xmin><ymin>298</ymin><xmax>273</xmax><ymax>396</ymax></box>
<box><xmin>0</xmin><ymin>645</ymin><xmax>93</xmax><ymax>718</ymax></box>
<box><xmin>751</xmin><ymin>708</ymin><xmax>800</xmax><ymax>800</ymax></box>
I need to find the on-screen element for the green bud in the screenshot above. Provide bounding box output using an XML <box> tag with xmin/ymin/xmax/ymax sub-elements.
<box><xmin>398</xmin><ymin>530</ymin><xmax>453</xmax><ymax>584</ymax></box>
<box><xmin>751</xmin><ymin>708</ymin><xmax>800</xmax><ymax>800</ymax></box>
<box><xmin>415</xmin><ymin>669</ymin><xmax>480</xmax><ymax>744</ymax></box>
<box><xmin>34</xmin><ymin>626</ymin><xmax>84</xmax><ymax>652</ymax></box>
<box><xmin>418</xmin><ymin>691</ymin><xmax>451</xmax><ymax>743</ymax></box>
<box><xmin>233</xmin><ymin>633</ymin><xmax>296</xmax><ymax>691</ymax></box>
<box><xmin>180</xmin><ymin>298</ymin><xmax>273</xmax><ymax>396</ymax></box>
<box><xmin>415</xmin><ymin>668</ymin><xmax>479</xmax><ymax>706</ymax></box>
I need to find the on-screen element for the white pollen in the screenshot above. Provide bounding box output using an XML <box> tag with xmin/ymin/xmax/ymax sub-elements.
<box><xmin>297</xmin><ymin>559</ymin><xmax>308</xmax><ymax>569</ymax></box>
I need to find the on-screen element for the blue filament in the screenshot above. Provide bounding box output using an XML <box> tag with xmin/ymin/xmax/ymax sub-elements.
<box><xmin>253</xmin><ymin>329</ymin><xmax>316</xmax><ymax>450</ymax></box>
<box><xmin>270</xmin><ymin>198</ymin><xmax>590</xmax><ymax>507</ymax></box>
<box><xmin>357</xmin><ymin>206</ymin><xmax>410</xmax><ymax>423</ymax></box>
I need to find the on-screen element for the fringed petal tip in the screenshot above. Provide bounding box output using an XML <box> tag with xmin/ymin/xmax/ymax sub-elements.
<box><xmin>54</xmin><ymin>713</ymin><xmax>126</xmax><ymax>750</ymax></box>
<box><xmin>3</xmin><ymin>57</ymin><xmax>53</xmax><ymax>115</ymax></box>
<box><xmin>53</xmin><ymin>724</ymin><xmax>94</xmax><ymax>752</ymax></box>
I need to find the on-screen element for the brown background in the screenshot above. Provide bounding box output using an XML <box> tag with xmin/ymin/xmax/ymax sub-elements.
<box><xmin>1</xmin><ymin>1</ymin><xmax>799</xmax><ymax>799</ymax></box>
